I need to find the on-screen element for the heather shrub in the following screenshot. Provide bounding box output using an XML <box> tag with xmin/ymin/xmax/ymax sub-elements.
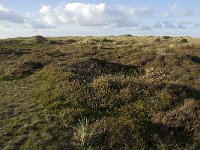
<box><xmin>179</xmin><ymin>38</ymin><xmax>188</xmax><ymax>43</ymax></box>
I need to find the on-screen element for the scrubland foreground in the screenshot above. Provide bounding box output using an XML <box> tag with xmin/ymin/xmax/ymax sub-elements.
<box><xmin>0</xmin><ymin>35</ymin><xmax>200</xmax><ymax>150</ymax></box>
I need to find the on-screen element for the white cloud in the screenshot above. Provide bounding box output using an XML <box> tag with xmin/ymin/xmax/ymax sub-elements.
<box><xmin>1</xmin><ymin>2</ymin><xmax>200</xmax><ymax>38</ymax></box>
<box><xmin>178</xmin><ymin>24</ymin><xmax>186</xmax><ymax>29</ymax></box>
<box><xmin>138</xmin><ymin>25</ymin><xmax>152</xmax><ymax>30</ymax></box>
<box><xmin>0</xmin><ymin>4</ymin><xmax>56</xmax><ymax>30</ymax></box>
<box><xmin>163</xmin><ymin>21</ymin><xmax>176</xmax><ymax>29</ymax></box>
<box><xmin>172</xmin><ymin>3</ymin><xmax>178</xmax><ymax>11</ymax></box>
<box><xmin>179</xmin><ymin>10</ymin><xmax>195</xmax><ymax>17</ymax></box>
<box><xmin>0</xmin><ymin>4</ymin><xmax>25</xmax><ymax>23</ymax></box>
<box><xmin>153</xmin><ymin>22</ymin><xmax>162</xmax><ymax>29</ymax></box>
<box><xmin>161</xmin><ymin>11</ymin><xmax>174</xmax><ymax>18</ymax></box>
<box><xmin>177</xmin><ymin>21</ymin><xmax>193</xmax><ymax>29</ymax></box>
<box><xmin>24</xmin><ymin>20</ymin><xmax>55</xmax><ymax>29</ymax></box>
<box><xmin>193</xmin><ymin>23</ymin><xmax>200</xmax><ymax>28</ymax></box>
<box><xmin>39</xmin><ymin>5</ymin><xmax>56</xmax><ymax>24</ymax></box>
<box><xmin>161</xmin><ymin>3</ymin><xmax>195</xmax><ymax>18</ymax></box>
<box><xmin>178</xmin><ymin>21</ymin><xmax>192</xmax><ymax>25</ymax></box>
<box><xmin>39</xmin><ymin>3</ymin><xmax>153</xmax><ymax>27</ymax></box>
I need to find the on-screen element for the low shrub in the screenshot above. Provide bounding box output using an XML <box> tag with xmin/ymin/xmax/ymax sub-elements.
<box><xmin>154</xmin><ymin>37</ymin><xmax>161</xmax><ymax>42</ymax></box>
<box><xmin>88</xmin><ymin>117</ymin><xmax>149</xmax><ymax>150</ymax></box>
<box><xmin>2</xmin><ymin>60</ymin><xmax>44</xmax><ymax>80</ymax></box>
<box><xmin>179</xmin><ymin>38</ymin><xmax>188</xmax><ymax>43</ymax></box>
<box><xmin>34</xmin><ymin>35</ymin><xmax>48</xmax><ymax>43</ymax></box>
<box><xmin>163</xmin><ymin>36</ymin><xmax>171</xmax><ymax>39</ymax></box>
<box><xmin>152</xmin><ymin>99</ymin><xmax>200</xmax><ymax>131</ymax></box>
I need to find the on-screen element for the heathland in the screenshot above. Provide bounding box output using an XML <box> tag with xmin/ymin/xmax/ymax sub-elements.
<box><xmin>0</xmin><ymin>35</ymin><xmax>199</xmax><ymax>149</ymax></box>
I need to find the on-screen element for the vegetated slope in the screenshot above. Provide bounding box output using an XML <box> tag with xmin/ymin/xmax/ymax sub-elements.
<box><xmin>0</xmin><ymin>36</ymin><xmax>200</xmax><ymax>149</ymax></box>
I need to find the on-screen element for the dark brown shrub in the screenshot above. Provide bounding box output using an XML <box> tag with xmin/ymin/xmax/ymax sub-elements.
<box><xmin>179</xmin><ymin>38</ymin><xmax>188</xmax><ymax>43</ymax></box>
<box><xmin>163</xmin><ymin>36</ymin><xmax>171</xmax><ymax>39</ymax></box>
<box><xmin>34</xmin><ymin>35</ymin><xmax>48</xmax><ymax>43</ymax></box>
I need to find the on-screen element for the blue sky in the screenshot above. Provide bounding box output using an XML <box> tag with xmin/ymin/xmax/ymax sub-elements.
<box><xmin>0</xmin><ymin>0</ymin><xmax>200</xmax><ymax>38</ymax></box>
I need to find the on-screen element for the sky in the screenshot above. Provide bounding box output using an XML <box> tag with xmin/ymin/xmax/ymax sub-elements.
<box><xmin>0</xmin><ymin>0</ymin><xmax>200</xmax><ymax>38</ymax></box>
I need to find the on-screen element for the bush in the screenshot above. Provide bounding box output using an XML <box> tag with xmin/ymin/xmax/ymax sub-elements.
<box><xmin>88</xmin><ymin>117</ymin><xmax>148</xmax><ymax>149</ymax></box>
<box><xmin>120</xmin><ymin>34</ymin><xmax>133</xmax><ymax>37</ymax></box>
<box><xmin>2</xmin><ymin>60</ymin><xmax>44</xmax><ymax>80</ymax></box>
<box><xmin>151</xmin><ymin>99</ymin><xmax>200</xmax><ymax>148</ymax></box>
<box><xmin>163</xmin><ymin>36</ymin><xmax>171</xmax><ymax>39</ymax></box>
<box><xmin>152</xmin><ymin>99</ymin><xmax>200</xmax><ymax>131</ymax></box>
<box><xmin>34</xmin><ymin>35</ymin><xmax>48</xmax><ymax>43</ymax></box>
<box><xmin>154</xmin><ymin>37</ymin><xmax>161</xmax><ymax>42</ymax></box>
<box><xmin>78</xmin><ymin>76</ymin><xmax>133</xmax><ymax>111</ymax></box>
<box><xmin>179</xmin><ymin>38</ymin><xmax>188</xmax><ymax>43</ymax></box>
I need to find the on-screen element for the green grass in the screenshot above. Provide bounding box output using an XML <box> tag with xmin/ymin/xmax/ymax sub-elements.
<box><xmin>0</xmin><ymin>36</ymin><xmax>200</xmax><ymax>149</ymax></box>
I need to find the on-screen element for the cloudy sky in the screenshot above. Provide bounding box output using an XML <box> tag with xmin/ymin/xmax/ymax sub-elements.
<box><xmin>0</xmin><ymin>0</ymin><xmax>200</xmax><ymax>38</ymax></box>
